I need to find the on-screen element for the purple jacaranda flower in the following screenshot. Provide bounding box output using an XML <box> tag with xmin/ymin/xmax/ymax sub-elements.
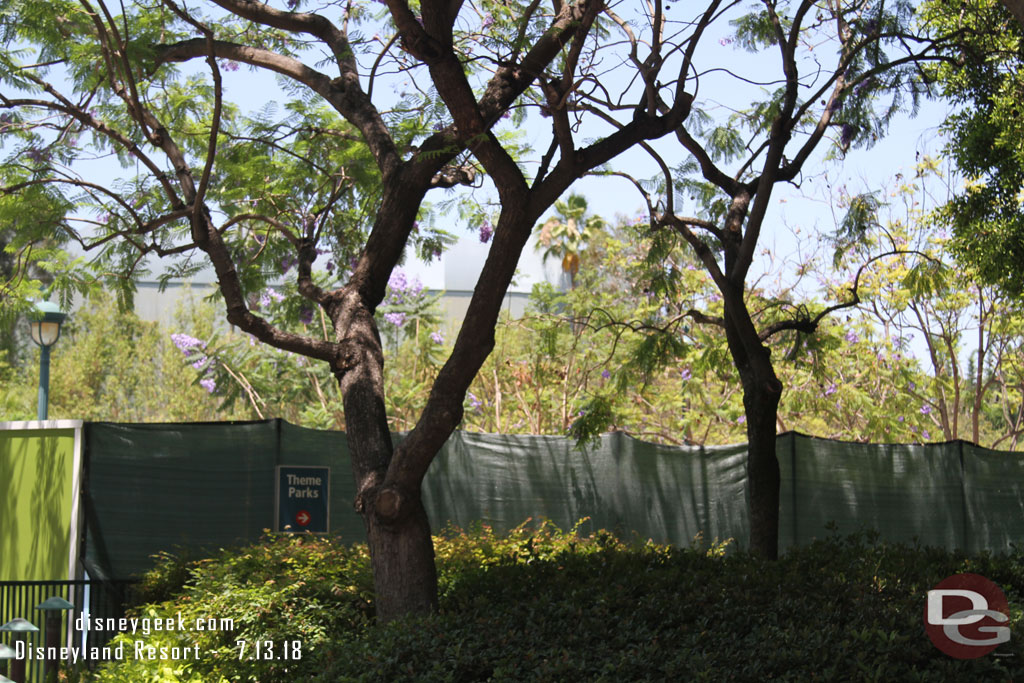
<box><xmin>280</xmin><ymin>255</ymin><xmax>296</xmax><ymax>274</ymax></box>
<box><xmin>200</xmin><ymin>378</ymin><xmax>216</xmax><ymax>394</ymax></box>
<box><xmin>824</xmin><ymin>383</ymin><xmax>837</xmax><ymax>396</ymax></box>
<box><xmin>482</xmin><ymin>13</ymin><xmax>494</xmax><ymax>28</ymax></box>
<box><xmin>468</xmin><ymin>392</ymin><xmax>482</xmax><ymax>411</ymax></box>
<box><xmin>737</xmin><ymin>415</ymin><xmax>746</xmax><ymax>424</ymax></box>
<box><xmin>719</xmin><ymin>36</ymin><xmax>733</xmax><ymax>46</ymax></box>
<box><xmin>221</xmin><ymin>60</ymin><xmax>240</xmax><ymax>72</ymax></box>
<box><xmin>920</xmin><ymin>404</ymin><xmax>932</xmax><ymax>415</ymax></box>
<box><xmin>433</xmin><ymin>250</ymin><xmax>442</xmax><ymax>260</ymax></box>
<box><xmin>326</xmin><ymin>261</ymin><xmax>335</xmax><ymax>273</ymax></box>
<box><xmin>26</xmin><ymin>147</ymin><xmax>49</xmax><ymax>163</ymax></box>
<box><xmin>601</xmin><ymin>369</ymin><xmax>611</xmax><ymax>379</ymax></box>
<box><xmin>922</xmin><ymin>430</ymin><xmax>930</xmax><ymax>440</ymax></box>
<box><xmin>681</xmin><ymin>368</ymin><xmax>692</xmax><ymax>381</ymax></box>
<box><xmin>191</xmin><ymin>357</ymin><xmax>207</xmax><ymax>370</ymax></box>
<box><xmin>828</xmin><ymin>98</ymin><xmax>844</xmax><ymax>114</ymax></box>
<box><xmin>479</xmin><ymin>220</ymin><xmax>493</xmax><ymax>244</ymax></box>
<box><xmin>300</xmin><ymin>308</ymin><xmax>314</xmax><ymax>325</ymax></box>
<box><xmin>898</xmin><ymin>416</ymin><xmax>905</xmax><ymax>423</ymax></box>
<box><xmin>840</xmin><ymin>123</ymin><xmax>856</xmax><ymax>148</ymax></box>
<box><xmin>388</xmin><ymin>269</ymin><xmax>408</xmax><ymax>292</ymax></box>
<box><xmin>384</xmin><ymin>311</ymin><xmax>406</xmax><ymax>327</ymax></box>
<box><xmin>430</xmin><ymin>331</ymin><xmax>444</xmax><ymax>344</ymax></box>
<box><xmin>908</xmin><ymin>381</ymin><xmax>916</xmax><ymax>390</ymax></box>
<box><xmin>171</xmin><ymin>333</ymin><xmax>205</xmax><ymax>352</ymax></box>
<box><xmin>845</xmin><ymin>331</ymin><xmax>858</xmax><ymax>344</ymax></box>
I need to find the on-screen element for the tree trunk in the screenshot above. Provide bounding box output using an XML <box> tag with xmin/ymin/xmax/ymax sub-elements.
<box><xmin>742</xmin><ymin>374</ymin><xmax>782</xmax><ymax>559</ymax></box>
<box><xmin>365</xmin><ymin>493</ymin><xmax>439</xmax><ymax>621</ymax></box>
<box><xmin>333</xmin><ymin>300</ymin><xmax>439</xmax><ymax>621</ymax></box>
<box><xmin>722</xmin><ymin>288</ymin><xmax>783</xmax><ymax>560</ymax></box>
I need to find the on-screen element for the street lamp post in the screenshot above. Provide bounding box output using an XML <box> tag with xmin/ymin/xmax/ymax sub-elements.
<box><xmin>28</xmin><ymin>300</ymin><xmax>66</xmax><ymax>421</ymax></box>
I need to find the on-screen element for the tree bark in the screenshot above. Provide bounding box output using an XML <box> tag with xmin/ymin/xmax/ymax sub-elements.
<box><xmin>722</xmin><ymin>290</ymin><xmax>782</xmax><ymax>560</ymax></box>
<box><xmin>1002</xmin><ymin>0</ymin><xmax>1024</xmax><ymax>30</ymax></box>
<box><xmin>742</xmin><ymin>368</ymin><xmax>782</xmax><ymax>559</ymax></box>
<box><xmin>331</xmin><ymin>287</ymin><xmax>439</xmax><ymax>621</ymax></box>
<box><xmin>364</xmin><ymin>492</ymin><xmax>438</xmax><ymax>620</ymax></box>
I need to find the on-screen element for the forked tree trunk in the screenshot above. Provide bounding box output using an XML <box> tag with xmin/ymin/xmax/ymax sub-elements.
<box><xmin>334</xmin><ymin>304</ymin><xmax>439</xmax><ymax>621</ymax></box>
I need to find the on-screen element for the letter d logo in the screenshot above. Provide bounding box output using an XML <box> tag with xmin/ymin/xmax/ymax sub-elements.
<box><xmin>924</xmin><ymin>573</ymin><xmax>1010</xmax><ymax>659</ymax></box>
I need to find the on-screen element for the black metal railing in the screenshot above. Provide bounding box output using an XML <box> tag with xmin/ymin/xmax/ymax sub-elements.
<box><xmin>0</xmin><ymin>579</ymin><xmax>137</xmax><ymax>682</ymax></box>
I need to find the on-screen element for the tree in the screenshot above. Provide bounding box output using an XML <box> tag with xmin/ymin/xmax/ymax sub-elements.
<box><xmin>0</xmin><ymin>291</ymin><xmax>251</xmax><ymax>421</ymax></box>
<box><xmin>0</xmin><ymin>0</ymin><xmax>696</xmax><ymax>619</ymax></box>
<box><xmin>584</xmin><ymin>0</ymin><xmax>961</xmax><ymax>558</ymax></box>
<box><xmin>835</xmin><ymin>162</ymin><xmax>1024</xmax><ymax>448</ymax></box>
<box><xmin>919</xmin><ymin>0</ymin><xmax>1024</xmax><ymax>297</ymax></box>
<box><xmin>534</xmin><ymin>192</ymin><xmax>605</xmax><ymax>289</ymax></box>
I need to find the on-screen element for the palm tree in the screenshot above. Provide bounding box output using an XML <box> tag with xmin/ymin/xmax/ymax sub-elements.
<box><xmin>535</xmin><ymin>193</ymin><xmax>605</xmax><ymax>289</ymax></box>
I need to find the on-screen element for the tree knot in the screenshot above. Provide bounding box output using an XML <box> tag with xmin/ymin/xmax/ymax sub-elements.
<box><xmin>375</xmin><ymin>485</ymin><xmax>405</xmax><ymax>523</ymax></box>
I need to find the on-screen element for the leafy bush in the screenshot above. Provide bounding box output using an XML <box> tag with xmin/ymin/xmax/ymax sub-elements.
<box><xmin>91</xmin><ymin>534</ymin><xmax>374</xmax><ymax>682</ymax></box>
<box><xmin>90</xmin><ymin>524</ymin><xmax>1024</xmax><ymax>682</ymax></box>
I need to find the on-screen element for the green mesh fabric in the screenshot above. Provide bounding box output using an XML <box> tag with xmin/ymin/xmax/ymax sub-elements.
<box><xmin>80</xmin><ymin>422</ymin><xmax>1023</xmax><ymax>579</ymax></box>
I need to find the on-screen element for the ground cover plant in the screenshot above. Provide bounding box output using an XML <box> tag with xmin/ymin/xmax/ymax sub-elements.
<box><xmin>88</xmin><ymin>522</ymin><xmax>1024</xmax><ymax>682</ymax></box>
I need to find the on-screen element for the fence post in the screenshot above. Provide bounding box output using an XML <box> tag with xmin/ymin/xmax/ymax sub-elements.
<box><xmin>789</xmin><ymin>433</ymin><xmax>798</xmax><ymax>548</ymax></box>
<box><xmin>958</xmin><ymin>440</ymin><xmax>969</xmax><ymax>553</ymax></box>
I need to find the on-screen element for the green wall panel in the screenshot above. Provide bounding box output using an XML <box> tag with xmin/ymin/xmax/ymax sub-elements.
<box><xmin>0</xmin><ymin>428</ymin><xmax>78</xmax><ymax>580</ymax></box>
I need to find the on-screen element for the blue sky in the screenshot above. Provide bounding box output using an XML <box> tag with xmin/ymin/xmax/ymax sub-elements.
<box><xmin>50</xmin><ymin>3</ymin><xmax>953</xmax><ymax>305</ymax></box>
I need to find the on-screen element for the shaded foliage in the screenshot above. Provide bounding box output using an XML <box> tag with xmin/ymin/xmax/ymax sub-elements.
<box><xmin>88</xmin><ymin>523</ymin><xmax>1024</xmax><ymax>682</ymax></box>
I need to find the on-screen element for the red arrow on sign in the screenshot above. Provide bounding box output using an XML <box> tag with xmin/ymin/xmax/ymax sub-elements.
<box><xmin>295</xmin><ymin>510</ymin><xmax>311</xmax><ymax>527</ymax></box>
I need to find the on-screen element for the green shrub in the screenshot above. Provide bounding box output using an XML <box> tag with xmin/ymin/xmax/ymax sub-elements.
<box><xmin>91</xmin><ymin>534</ymin><xmax>374</xmax><ymax>682</ymax></box>
<box><xmin>90</xmin><ymin>524</ymin><xmax>1024</xmax><ymax>682</ymax></box>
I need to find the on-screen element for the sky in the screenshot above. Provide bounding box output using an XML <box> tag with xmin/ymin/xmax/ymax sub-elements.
<box><xmin>48</xmin><ymin>2</ymin><xmax>954</xmax><ymax>314</ymax></box>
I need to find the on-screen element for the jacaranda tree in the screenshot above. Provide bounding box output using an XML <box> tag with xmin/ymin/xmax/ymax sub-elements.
<box><xmin>570</xmin><ymin>0</ymin><xmax>965</xmax><ymax>558</ymax></box>
<box><xmin>0</xmin><ymin>0</ymin><xmax>701</xmax><ymax>619</ymax></box>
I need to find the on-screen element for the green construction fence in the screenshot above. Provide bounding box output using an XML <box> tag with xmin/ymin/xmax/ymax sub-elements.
<box><xmin>67</xmin><ymin>420</ymin><xmax>1024</xmax><ymax>580</ymax></box>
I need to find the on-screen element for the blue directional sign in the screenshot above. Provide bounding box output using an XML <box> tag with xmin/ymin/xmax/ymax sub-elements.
<box><xmin>275</xmin><ymin>466</ymin><xmax>330</xmax><ymax>533</ymax></box>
